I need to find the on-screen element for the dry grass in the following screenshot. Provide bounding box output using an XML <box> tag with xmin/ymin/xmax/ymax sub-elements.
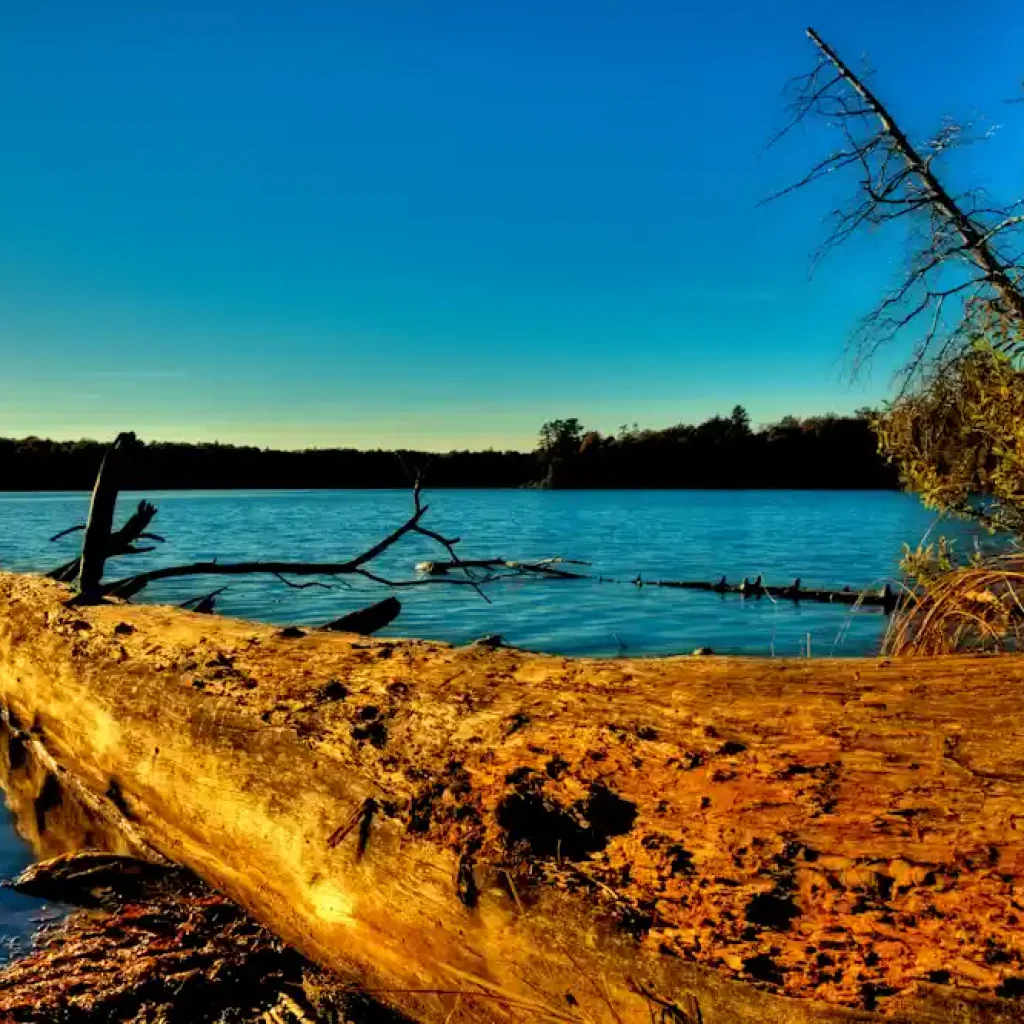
<box><xmin>884</xmin><ymin>552</ymin><xmax>1024</xmax><ymax>656</ymax></box>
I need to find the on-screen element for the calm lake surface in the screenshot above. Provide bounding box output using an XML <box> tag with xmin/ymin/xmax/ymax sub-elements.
<box><xmin>0</xmin><ymin>488</ymin><xmax>968</xmax><ymax>657</ymax></box>
<box><xmin>0</xmin><ymin>488</ymin><xmax>976</xmax><ymax>947</ymax></box>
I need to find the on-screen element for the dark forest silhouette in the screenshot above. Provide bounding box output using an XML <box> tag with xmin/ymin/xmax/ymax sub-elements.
<box><xmin>0</xmin><ymin>407</ymin><xmax>897</xmax><ymax>491</ymax></box>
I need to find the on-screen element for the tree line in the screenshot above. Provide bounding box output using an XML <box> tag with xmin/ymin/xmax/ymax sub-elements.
<box><xmin>535</xmin><ymin>408</ymin><xmax>896</xmax><ymax>489</ymax></box>
<box><xmin>0</xmin><ymin>408</ymin><xmax>897</xmax><ymax>491</ymax></box>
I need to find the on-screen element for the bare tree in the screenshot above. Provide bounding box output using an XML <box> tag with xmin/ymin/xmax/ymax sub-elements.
<box><xmin>767</xmin><ymin>27</ymin><xmax>1024</xmax><ymax>377</ymax></box>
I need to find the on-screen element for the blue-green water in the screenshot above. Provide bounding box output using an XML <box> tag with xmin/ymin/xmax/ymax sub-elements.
<box><xmin>0</xmin><ymin>488</ymin><xmax>967</xmax><ymax>657</ymax></box>
<box><xmin>0</xmin><ymin>487</ymin><xmax>977</xmax><ymax>948</ymax></box>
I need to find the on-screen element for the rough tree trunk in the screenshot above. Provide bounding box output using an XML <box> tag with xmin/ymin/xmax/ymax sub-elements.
<box><xmin>0</xmin><ymin>572</ymin><xmax>1022</xmax><ymax>1023</ymax></box>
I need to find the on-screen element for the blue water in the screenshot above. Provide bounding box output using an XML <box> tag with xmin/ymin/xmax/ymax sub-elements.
<box><xmin>0</xmin><ymin>487</ymin><xmax>983</xmax><ymax>949</ymax></box>
<box><xmin>0</xmin><ymin>488</ymin><xmax>971</xmax><ymax>658</ymax></box>
<box><xmin>0</xmin><ymin>806</ymin><xmax>49</xmax><ymax>959</ymax></box>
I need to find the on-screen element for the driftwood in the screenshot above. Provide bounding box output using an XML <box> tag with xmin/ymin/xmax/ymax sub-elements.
<box><xmin>48</xmin><ymin>434</ymin><xmax>165</xmax><ymax>588</ymax></box>
<box><xmin>0</xmin><ymin>698</ymin><xmax>169</xmax><ymax>865</ymax></box>
<box><xmin>76</xmin><ymin>433</ymin><xmax>127</xmax><ymax>598</ymax></box>
<box><xmin>417</xmin><ymin>557</ymin><xmax>590</xmax><ymax>581</ymax></box>
<box><xmin>3</xmin><ymin>572</ymin><xmax>1024</xmax><ymax>1024</ymax></box>
<box><xmin>180</xmin><ymin>586</ymin><xmax>229</xmax><ymax>614</ymax></box>
<box><xmin>0</xmin><ymin>850</ymin><xmax>370</xmax><ymax>1023</ymax></box>
<box><xmin>645</xmin><ymin>575</ymin><xmax>899</xmax><ymax>611</ymax></box>
<box><xmin>6</xmin><ymin>852</ymin><xmax>192</xmax><ymax>908</ymax></box>
<box><xmin>49</xmin><ymin>499</ymin><xmax>164</xmax><ymax>584</ymax></box>
<box><xmin>320</xmin><ymin>597</ymin><xmax>402</xmax><ymax>635</ymax></box>
<box><xmin>44</xmin><ymin>434</ymin><xmax>505</xmax><ymax>608</ymax></box>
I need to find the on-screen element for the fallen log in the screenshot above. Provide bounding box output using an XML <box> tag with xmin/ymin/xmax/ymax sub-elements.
<box><xmin>415</xmin><ymin>557</ymin><xmax>591</xmax><ymax>580</ymax></box>
<box><xmin>1</xmin><ymin>571</ymin><xmax>1023</xmax><ymax>1023</ymax></box>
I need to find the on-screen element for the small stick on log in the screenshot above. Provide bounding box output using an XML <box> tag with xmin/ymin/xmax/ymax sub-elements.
<box><xmin>320</xmin><ymin>597</ymin><xmax>401</xmax><ymax>635</ymax></box>
<box><xmin>326</xmin><ymin>797</ymin><xmax>377</xmax><ymax>850</ymax></box>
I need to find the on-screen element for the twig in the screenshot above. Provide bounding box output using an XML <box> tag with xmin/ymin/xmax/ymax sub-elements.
<box><xmin>503</xmin><ymin>870</ymin><xmax>525</xmax><ymax>916</ymax></box>
<box><xmin>49</xmin><ymin>524</ymin><xmax>85</xmax><ymax>543</ymax></box>
<box><xmin>179</xmin><ymin>587</ymin><xmax>228</xmax><ymax>613</ymax></box>
<box><xmin>272</xmin><ymin>572</ymin><xmax>335</xmax><ymax>591</ymax></box>
<box><xmin>327</xmin><ymin>798</ymin><xmax>376</xmax><ymax>850</ymax></box>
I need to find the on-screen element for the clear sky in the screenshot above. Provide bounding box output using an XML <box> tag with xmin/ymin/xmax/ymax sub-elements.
<box><xmin>1</xmin><ymin>1</ymin><xmax>1022</xmax><ymax>451</ymax></box>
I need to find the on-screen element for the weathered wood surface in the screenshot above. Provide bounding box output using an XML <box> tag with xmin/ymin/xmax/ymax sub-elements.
<box><xmin>0</xmin><ymin>572</ymin><xmax>1023</xmax><ymax>1023</ymax></box>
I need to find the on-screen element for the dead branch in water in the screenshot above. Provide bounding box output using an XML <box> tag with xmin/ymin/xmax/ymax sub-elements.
<box><xmin>648</xmin><ymin>575</ymin><xmax>898</xmax><ymax>611</ymax></box>
<box><xmin>98</xmin><ymin>482</ymin><xmax>490</xmax><ymax>601</ymax></box>
<box><xmin>42</xmin><ymin>435</ymin><xmax>575</xmax><ymax>617</ymax></box>
<box><xmin>320</xmin><ymin>597</ymin><xmax>402</xmax><ymax>635</ymax></box>
<box><xmin>49</xmin><ymin>498</ymin><xmax>164</xmax><ymax>585</ymax></box>
<box><xmin>416</xmin><ymin>557</ymin><xmax>590</xmax><ymax>580</ymax></box>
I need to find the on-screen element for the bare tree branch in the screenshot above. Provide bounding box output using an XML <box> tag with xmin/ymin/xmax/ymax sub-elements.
<box><xmin>272</xmin><ymin>573</ymin><xmax>336</xmax><ymax>592</ymax></box>
<box><xmin>49</xmin><ymin>524</ymin><xmax>85</xmax><ymax>543</ymax></box>
<box><xmin>179</xmin><ymin>587</ymin><xmax>229</xmax><ymax>613</ymax></box>
<box><xmin>767</xmin><ymin>27</ymin><xmax>1024</xmax><ymax>374</ymax></box>
<box><xmin>99</xmin><ymin>485</ymin><xmax>517</xmax><ymax>606</ymax></box>
<box><xmin>48</xmin><ymin>499</ymin><xmax>163</xmax><ymax>584</ymax></box>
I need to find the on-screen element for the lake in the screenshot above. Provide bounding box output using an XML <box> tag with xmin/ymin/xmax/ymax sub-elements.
<box><xmin>0</xmin><ymin>488</ymin><xmax>969</xmax><ymax>658</ymax></box>
<box><xmin>0</xmin><ymin>487</ymin><xmax>975</xmax><ymax>949</ymax></box>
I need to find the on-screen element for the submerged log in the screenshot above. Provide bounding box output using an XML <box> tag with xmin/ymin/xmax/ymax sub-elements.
<box><xmin>320</xmin><ymin>596</ymin><xmax>402</xmax><ymax>635</ymax></box>
<box><xmin>1</xmin><ymin>571</ymin><xmax>1024</xmax><ymax>1023</ymax></box>
<box><xmin>650</xmin><ymin>576</ymin><xmax>899</xmax><ymax>611</ymax></box>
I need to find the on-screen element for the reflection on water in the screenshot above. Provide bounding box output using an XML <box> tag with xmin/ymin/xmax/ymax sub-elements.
<box><xmin>0</xmin><ymin>707</ymin><xmax>128</xmax><ymax>959</ymax></box>
<box><xmin>0</xmin><ymin>803</ymin><xmax>44</xmax><ymax>959</ymax></box>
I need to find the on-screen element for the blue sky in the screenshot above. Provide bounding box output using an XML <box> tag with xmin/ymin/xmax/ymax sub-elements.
<box><xmin>1</xmin><ymin>0</ymin><xmax>1021</xmax><ymax>450</ymax></box>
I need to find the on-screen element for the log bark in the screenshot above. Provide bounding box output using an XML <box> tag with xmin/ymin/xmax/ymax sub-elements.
<box><xmin>1</xmin><ymin>571</ymin><xmax>1023</xmax><ymax>1024</ymax></box>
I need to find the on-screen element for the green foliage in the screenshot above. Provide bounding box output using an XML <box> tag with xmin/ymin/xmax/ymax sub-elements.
<box><xmin>897</xmin><ymin>536</ymin><xmax>983</xmax><ymax>590</ymax></box>
<box><xmin>875</xmin><ymin>334</ymin><xmax>1024</xmax><ymax>537</ymax></box>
